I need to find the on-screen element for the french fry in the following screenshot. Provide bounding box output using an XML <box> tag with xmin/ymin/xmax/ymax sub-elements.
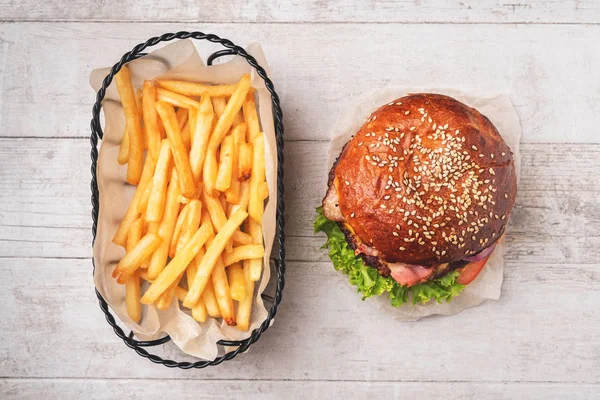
<box><xmin>113</xmin><ymin>156</ymin><xmax>156</xmax><ymax>247</ymax></box>
<box><xmin>260</xmin><ymin>181</ymin><xmax>269</xmax><ymax>200</ymax></box>
<box><xmin>191</xmin><ymin>298</ymin><xmax>208</xmax><ymax>322</ymax></box>
<box><xmin>126</xmin><ymin>218</ymin><xmax>144</xmax><ymax>250</ymax></box>
<box><xmin>221</xmin><ymin>244</ymin><xmax>264</xmax><ymax>267</ymax></box>
<box><xmin>230</xmin><ymin>180</ymin><xmax>250</xmax><ymax>216</ymax></box>
<box><xmin>237</xmin><ymin>142</ymin><xmax>253</xmax><ymax>181</ymax></box>
<box><xmin>141</xmin><ymin>222</ymin><xmax>213</xmax><ymax>304</ymax></box>
<box><xmin>232</xmin><ymin>229</ymin><xmax>252</xmax><ymax>245</ymax></box>
<box><xmin>113</xmin><ymin>233</ymin><xmax>162</xmax><ymax>284</ymax></box>
<box><xmin>155</xmin><ymin>275</ymin><xmax>182</xmax><ymax>310</ymax></box>
<box><xmin>202</xmin><ymin>99</ymin><xmax>221</xmax><ymax>197</ymax></box>
<box><xmin>201</xmin><ymin>280</ymin><xmax>221</xmax><ymax>318</ymax></box>
<box><xmin>118</xmin><ymin>88</ymin><xmax>144</xmax><ymax>165</ymax></box>
<box><xmin>124</xmin><ymin>218</ymin><xmax>143</xmax><ymax>322</ymax></box>
<box><xmin>184</xmin><ymin>209</ymin><xmax>248</xmax><ymax>308</ymax></box>
<box><xmin>139</xmin><ymin>221</ymin><xmax>157</xmax><ymax>271</ymax></box>
<box><xmin>227</xmin><ymin>262</ymin><xmax>246</xmax><ymax>301</ymax></box>
<box><xmin>136</xmin><ymin>89</ymin><xmax>146</xmax><ymax>151</ymax></box>
<box><xmin>117</xmin><ymin>124</ymin><xmax>130</xmax><ymax>165</ymax></box>
<box><xmin>155</xmin><ymin>199</ymin><xmax>203</xmax><ymax>309</ymax></box>
<box><xmin>147</xmin><ymin>171</ymin><xmax>181</xmax><ymax>280</ymax></box>
<box><xmin>248</xmin><ymin>133</ymin><xmax>266</xmax><ymax>223</ymax></box>
<box><xmin>248</xmin><ymin>218</ymin><xmax>264</xmax><ymax>281</ymax></box>
<box><xmin>125</xmin><ymin>270</ymin><xmax>142</xmax><ymax>322</ymax></box>
<box><xmin>169</xmin><ymin>202</ymin><xmax>190</xmax><ymax>259</ymax></box>
<box><xmin>220</xmin><ymin>193</ymin><xmax>228</xmax><ymax>213</ymax></box>
<box><xmin>203</xmin><ymin>76</ymin><xmax>251</xmax><ymax>195</ymax></box>
<box><xmin>215</xmin><ymin>135</ymin><xmax>234</xmax><ymax>192</ymax></box>
<box><xmin>176</xmin><ymin>107</ymin><xmax>188</xmax><ymax>130</ymax></box>
<box><xmin>208</xmin><ymin>74</ymin><xmax>252</xmax><ymax>151</ymax></box>
<box><xmin>139</xmin><ymin>268</ymin><xmax>153</xmax><ymax>282</ymax></box>
<box><xmin>156</xmin><ymin>80</ymin><xmax>238</xmax><ymax>97</ymax></box>
<box><xmin>190</xmin><ymin>96</ymin><xmax>214</xmax><ymax>182</ymax></box>
<box><xmin>181</xmin><ymin>121</ymin><xmax>192</xmax><ymax>151</ymax></box>
<box><xmin>188</xmin><ymin>105</ymin><xmax>197</xmax><ymax>140</ymax></box>
<box><xmin>146</xmin><ymin>140</ymin><xmax>172</xmax><ymax>222</ymax></box>
<box><xmin>242</xmin><ymin>92</ymin><xmax>260</xmax><ymax>142</ymax></box>
<box><xmin>225</xmin><ymin>124</ymin><xmax>246</xmax><ymax>203</ymax></box>
<box><xmin>137</xmin><ymin>179</ymin><xmax>153</xmax><ymax>214</ymax></box>
<box><xmin>202</xmin><ymin>225</ymin><xmax>236</xmax><ymax>324</ymax></box>
<box><xmin>202</xmin><ymin>151</ymin><xmax>219</xmax><ymax>197</ymax></box>
<box><xmin>176</xmin><ymin>286</ymin><xmax>207</xmax><ymax>322</ymax></box>
<box><xmin>155</xmin><ymin>101</ymin><xmax>196</xmax><ymax>198</ymax></box>
<box><xmin>236</xmin><ymin>260</ymin><xmax>255</xmax><ymax>331</ymax></box>
<box><xmin>114</xmin><ymin>66</ymin><xmax>144</xmax><ymax>184</ymax></box>
<box><xmin>156</xmin><ymin>87</ymin><xmax>200</xmax><ymax>109</ymax></box>
<box><xmin>176</xmin><ymin>199</ymin><xmax>202</xmax><ymax>254</ymax></box>
<box><xmin>212</xmin><ymin>255</ymin><xmax>236</xmax><ymax>325</ymax></box>
<box><xmin>195</xmin><ymin>213</ymin><xmax>221</xmax><ymax>318</ymax></box>
<box><xmin>175</xmin><ymin>286</ymin><xmax>188</xmax><ymax>302</ymax></box>
<box><xmin>202</xmin><ymin>190</ymin><xmax>235</xmax><ymax>253</ymax></box>
<box><xmin>186</xmin><ymin>248</ymin><xmax>209</xmax><ymax>322</ymax></box>
<box><xmin>233</xmin><ymin>109</ymin><xmax>244</xmax><ymax>125</ymax></box>
<box><xmin>142</xmin><ymin>81</ymin><xmax>161</xmax><ymax>161</ymax></box>
<box><xmin>212</xmin><ymin>97</ymin><xmax>227</xmax><ymax>118</ymax></box>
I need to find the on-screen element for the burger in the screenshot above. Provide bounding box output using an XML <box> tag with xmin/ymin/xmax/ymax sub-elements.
<box><xmin>315</xmin><ymin>93</ymin><xmax>517</xmax><ymax>306</ymax></box>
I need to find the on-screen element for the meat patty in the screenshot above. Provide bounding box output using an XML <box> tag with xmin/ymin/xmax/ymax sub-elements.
<box><xmin>338</xmin><ymin>221</ymin><xmax>468</xmax><ymax>283</ymax></box>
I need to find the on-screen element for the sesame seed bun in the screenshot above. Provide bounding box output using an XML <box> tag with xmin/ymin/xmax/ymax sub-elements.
<box><xmin>326</xmin><ymin>93</ymin><xmax>517</xmax><ymax>267</ymax></box>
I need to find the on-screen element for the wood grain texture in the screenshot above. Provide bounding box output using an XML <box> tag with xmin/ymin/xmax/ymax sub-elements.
<box><xmin>2</xmin><ymin>256</ymin><xmax>600</xmax><ymax>382</ymax></box>
<box><xmin>1</xmin><ymin>139</ymin><xmax>598</xmax><ymax>261</ymax></box>
<box><xmin>1</xmin><ymin>379</ymin><xmax>599</xmax><ymax>400</ymax></box>
<box><xmin>1</xmin><ymin>23</ymin><xmax>599</xmax><ymax>142</ymax></box>
<box><xmin>1</xmin><ymin>6</ymin><xmax>599</xmax><ymax>395</ymax></box>
<box><xmin>1</xmin><ymin>0</ymin><xmax>599</xmax><ymax>23</ymax></box>
<box><xmin>1</xmin><ymin>139</ymin><xmax>599</xmax><ymax>384</ymax></box>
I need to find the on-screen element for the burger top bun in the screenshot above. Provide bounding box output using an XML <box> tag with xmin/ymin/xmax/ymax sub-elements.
<box><xmin>332</xmin><ymin>93</ymin><xmax>517</xmax><ymax>266</ymax></box>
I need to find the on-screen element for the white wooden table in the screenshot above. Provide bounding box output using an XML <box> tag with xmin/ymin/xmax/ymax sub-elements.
<box><xmin>1</xmin><ymin>1</ymin><xmax>599</xmax><ymax>398</ymax></box>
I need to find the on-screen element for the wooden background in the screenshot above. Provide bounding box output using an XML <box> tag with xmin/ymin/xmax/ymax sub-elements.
<box><xmin>1</xmin><ymin>1</ymin><xmax>599</xmax><ymax>398</ymax></box>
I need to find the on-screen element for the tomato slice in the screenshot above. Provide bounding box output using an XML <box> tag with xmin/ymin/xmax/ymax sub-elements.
<box><xmin>456</xmin><ymin>254</ymin><xmax>491</xmax><ymax>285</ymax></box>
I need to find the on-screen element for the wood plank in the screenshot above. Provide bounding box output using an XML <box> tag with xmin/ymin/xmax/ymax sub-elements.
<box><xmin>1</xmin><ymin>0</ymin><xmax>599</xmax><ymax>23</ymax></box>
<box><xmin>1</xmin><ymin>379</ymin><xmax>599</xmax><ymax>400</ymax></box>
<box><xmin>2</xmin><ymin>139</ymin><xmax>599</xmax><ymax>262</ymax></box>
<box><xmin>1</xmin><ymin>257</ymin><xmax>600</xmax><ymax>382</ymax></box>
<box><xmin>1</xmin><ymin>23</ymin><xmax>599</xmax><ymax>142</ymax></box>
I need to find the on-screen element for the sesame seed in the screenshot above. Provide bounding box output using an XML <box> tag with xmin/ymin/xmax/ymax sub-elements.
<box><xmin>396</xmin><ymin>102</ymin><xmax>403</xmax><ymax>105</ymax></box>
<box><xmin>472</xmin><ymin>145</ymin><xmax>478</xmax><ymax>151</ymax></box>
<box><xmin>399</xmin><ymin>247</ymin><xmax>406</xmax><ymax>251</ymax></box>
<box><xmin>502</xmin><ymin>152</ymin><xmax>506</xmax><ymax>156</ymax></box>
<box><xmin>393</xmin><ymin>232</ymin><xmax>399</xmax><ymax>237</ymax></box>
<box><xmin>410</xmin><ymin>127</ymin><xmax>416</xmax><ymax>131</ymax></box>
<box><xmin>504</xmin><ymin>193</ymin><xmax>508</xmax><ymax>198</ymax></box>
<box><xmin>489</xmin><ymin>168</ymin><xmax>495</xmax><ymax>176</ymax></box>
<box><xmin>358</xmin><ymin>142</ymin><xmax>363</xmax><ymax>146</ymax></box>
<box><xmin>345</xmin><ymin>181</ymin><xmax>350</xmax><ymax>185</ymax></box>
<box><xmin>350</xmin><ymin>213</ymin><xmax>355</xmax><ymax>218</ymax></box>
<box><xmin>405</xmin><ymin>110</ymin><xmax>410</xmax><ymax>115</ymax></box>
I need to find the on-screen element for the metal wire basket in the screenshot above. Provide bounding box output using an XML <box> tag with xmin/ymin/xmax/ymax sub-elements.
<box><xmin>90</xmin><ymin>31</ymin><xmax>286</xmax><ymax>369</ymax></box>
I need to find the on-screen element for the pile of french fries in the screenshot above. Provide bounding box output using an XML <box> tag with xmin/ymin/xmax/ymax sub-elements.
<box><xmin>110</xmin><ymin>67</ymin><xmax>268</xmax><ymax>331</ymax></box>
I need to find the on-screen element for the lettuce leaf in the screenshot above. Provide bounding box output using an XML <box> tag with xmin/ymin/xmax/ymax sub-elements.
<box><xmin>314</xmin><ymin>207</ymin><xmax>466</xmax><ymax>307</ymax></box>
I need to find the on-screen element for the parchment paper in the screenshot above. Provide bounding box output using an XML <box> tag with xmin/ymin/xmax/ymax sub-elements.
<box><xmin>90</xmin><ymin>40</ymin><xmax>277</xmax><ymax>359</ymax></box>
<box><xmin>327</xmin><ymin>88</ymin><xmax>522</xmax><ymax>320</ymax></box>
